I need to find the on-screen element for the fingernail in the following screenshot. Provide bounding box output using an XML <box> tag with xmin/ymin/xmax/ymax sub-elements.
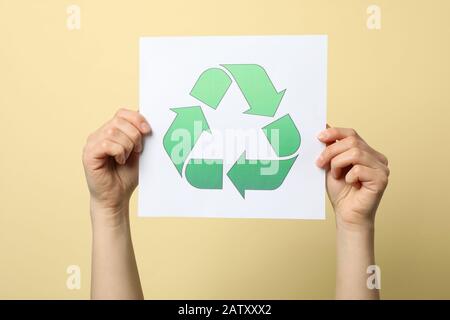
<box><xmin>317</xmin><ymin>132</ymin><xmax>326</xmax><ymax>140</ymax></box>
<box><xmin>136</xmin><ymin>144</ymin><xmax>143</xmax><ymax>153</ymax></box>
<box><xmin>316</xmin><ymin>156</ymin><xmax>324</xmax><ymax>166</ymax></box>
<box><xmin>141</xmin><ymin>122</ymin><xmax>151</xmax><ymax>133</ymax></box>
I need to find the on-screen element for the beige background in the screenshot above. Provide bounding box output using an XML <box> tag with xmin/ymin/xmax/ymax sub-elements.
<box><xmin>0</xmin><ymin>0</ymin><xmax>449</xmax><ymax>299</ymax></box>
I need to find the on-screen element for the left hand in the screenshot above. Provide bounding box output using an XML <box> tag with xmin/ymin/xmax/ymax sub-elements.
<box><xmin>316</xmin><ymin>127</ymin><xmax>389</xmax><ymax>231</ymax></box>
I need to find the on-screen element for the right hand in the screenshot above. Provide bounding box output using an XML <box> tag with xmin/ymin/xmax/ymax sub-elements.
<box><xmin>82</xmin><ymin>108</ymin><xmax>151</xmax><ymax>214</ymax></box>
<box><xmin>316</xmin><ymin>127</ymin><xmax>389</xmax><ymax>231</ymax></box>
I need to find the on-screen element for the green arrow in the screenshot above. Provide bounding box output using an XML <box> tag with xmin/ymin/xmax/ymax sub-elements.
<box><xmin>185</xmin><ymin>159</ymin><xmax>223</xmax><ymax>189</ymax></box>
<box><xmin>262</xmin><ymin>114</ymin><xmax>301</xmax><ymax>157</ymax></box>
<box><xmin>190</xmin><ymin>68</ymin><xmax>232</xmax><ymax>109</ymax></box>
<box><xmin>227</xmin><ymin>152</ymin><xmax>298</xmax><ymax>198</ymax></box>
<box><xmin>221</xmin><ymin>64</ymin><xmax>286</xmax><ymax>117</ymax></box>
<box><xmin>163</xmin><ymin>106</ymin><xmax>210</xmax><ymax>176</ymax></box>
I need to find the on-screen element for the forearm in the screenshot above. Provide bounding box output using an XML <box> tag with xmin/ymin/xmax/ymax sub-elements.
<box><xmin>90</xmin><ymin>202</ymin><xmax>143</xmax><ymax>300</ymax></box>
<box><xmin>335</xmin><ymin>223</ymin><xmax>379</xmax><ymax>300</ymax></box>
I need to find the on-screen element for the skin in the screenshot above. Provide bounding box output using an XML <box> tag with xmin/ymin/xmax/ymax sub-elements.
<box><xmin>83</xmin><ymin>108</ymin><xmax>389</xmax><ymax>300</ymax></box>
<box><xmin>83</xmin><ymin>108</ymin><xmax>151</xmax><ymax>300</ymax></box>
<box><xmin>316</xmin><ymin>127</ymin><xmax>389</xmax><ymax>299</ymax></box>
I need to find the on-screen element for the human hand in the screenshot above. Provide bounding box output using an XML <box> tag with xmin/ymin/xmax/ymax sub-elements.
<box><xmin>82</xmin><ymin>108</ymin><xmax>151</xmax><ymax>220</ymax></box>
<box><xmin>316</xmin><ymin>127</ymin><xmax>389</xmax><ymax>231</ymax></box>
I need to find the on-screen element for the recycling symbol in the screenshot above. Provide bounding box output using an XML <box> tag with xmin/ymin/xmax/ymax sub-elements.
<box><xmin>163</xmin><ymin>64</ymin><xmax>301</xmax><ymax>198</ymax></box>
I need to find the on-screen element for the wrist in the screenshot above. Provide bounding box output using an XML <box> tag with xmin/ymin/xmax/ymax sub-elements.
<box><xmin>335</xmin><ymin>215</ymin><xmax>375</xmax><ymax>262</ymax></box>
<box><xmin>336</xmin><ymin>223</ymin><xmax>375</xmax><ymax>244</ymax></box>
<box><xmin>335</xmin><ymin>215</ymin><xmax>375</xmax><ymax>235</ymax></box>
<box><xmin>90</xmin><ymin>198</ymin><xmax>130</xmax><ymax>230</ymax></box>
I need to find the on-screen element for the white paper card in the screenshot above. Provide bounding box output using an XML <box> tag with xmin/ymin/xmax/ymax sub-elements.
<box><xmin>139</xmin><ymin>35</ymin><xmax>327</xmax><ymax>219</ymax></box>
